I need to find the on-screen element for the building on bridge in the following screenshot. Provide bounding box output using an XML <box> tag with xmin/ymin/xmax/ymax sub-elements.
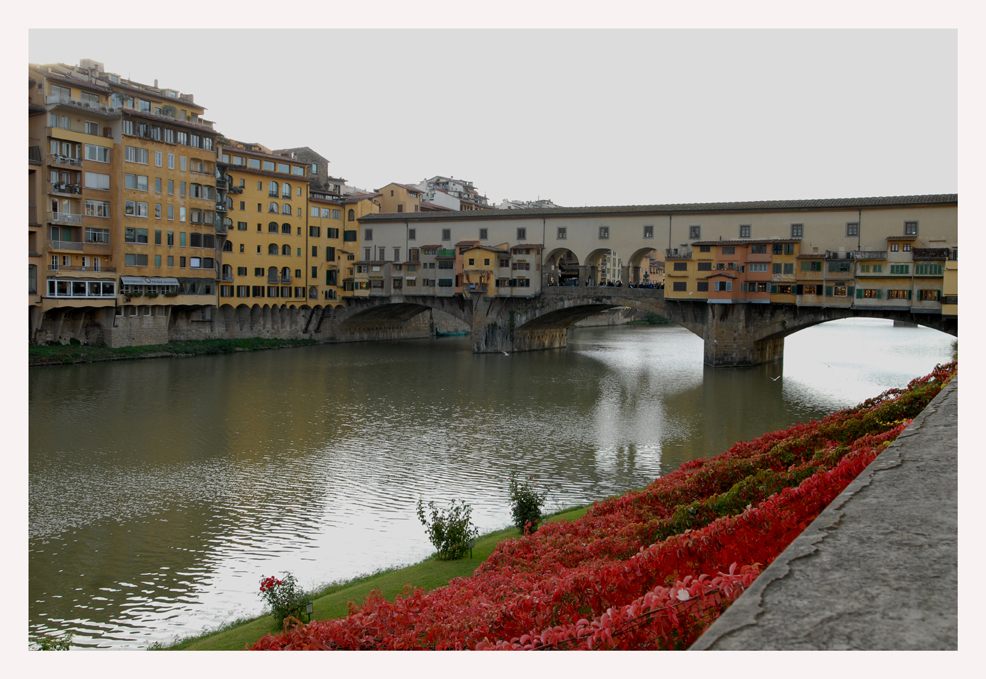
<box><xmin>357</xmin><ymin>193</ymin><xmax>957</xmax><ymax>321</ymax></box>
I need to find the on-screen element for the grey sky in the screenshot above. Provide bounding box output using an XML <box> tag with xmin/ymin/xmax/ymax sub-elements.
<box><xmin>28</xmin><ymin>29</ymin><xmax>956</xmax><ymax>207</ymax></box>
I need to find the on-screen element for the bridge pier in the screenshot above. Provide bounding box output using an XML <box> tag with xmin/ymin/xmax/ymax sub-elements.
<box><xmin>702</xmin><ymin>303</ymin><xmax>784</xmax><ymax>367</ymax></box>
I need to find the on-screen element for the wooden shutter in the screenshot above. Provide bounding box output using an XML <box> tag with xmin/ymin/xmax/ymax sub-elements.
<box><xmin>796</xmin><ymin>284</ymin><xmax>803</xmax><ymax>295</ymax></box>
<box><xmin>847</xmin><ymin>286</ymin><xmax>854</xmax><ymax>298</ymax></box>
<box><xmin>856</xmin><ymin>288</ymin><xmax>863</xmax><ymax>298</ymax></box>
<box><xmin>771</xmin><ymin>284</ymin><xmax>778</xmax><ymax>294</ymax></box>
<box><xmin>907</xmin><ymin>290</ymin><xmax>912</xmax><ymax>299</ymax></box>
<box><xmin>825</xmin><ymin>285</ymin><xmax>833</xmax><ymax>296</ymax></box>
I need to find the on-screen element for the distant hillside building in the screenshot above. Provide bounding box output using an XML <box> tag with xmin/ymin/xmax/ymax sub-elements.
<box><xmin>498</xmin><ymin>198</ymin><xmax>563</xmax><ymax>210</ymax></box>
<box><xmin>416</xmin><ymin>176</ymin><xmax>491</xmax><ymax>211</ymax></box>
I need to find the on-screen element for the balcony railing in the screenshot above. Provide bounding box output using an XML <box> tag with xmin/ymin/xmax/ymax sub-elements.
<box><xmin>50</xmin><ymin>183</ymin><xmax>83</xmax><ymax>195</ymax></box>
<box><xmin>82</xmin><ymin>241</ymin><xmax>113</xmax><ymax>255</ymax></box>
<box><xmin>215</xmin><ymin>203</ymin><xmax>227</xmax><ymax>213</ymax></box>
<box><xmin>50</xmin><ymin>264</ymin><xmax>117</xmax><ymax>273</ymax></box>
<box><xmin>51</xmin><ymin>155</ymin><xmax>83</xmax><ymax>167</ymax></box>
<box><xmin>215</xmin><ymin>223</ymin><xmax>228</xmax><ymax>234</ymax></box>
<box><xmin>48</xmin><ymin>212</ymin><xmax>82</xmax><ymax>225</ymax></box>
<box><xmin>228</xmin><ymin>185</ymin><xmax>243</xmax><ymax>194</ymax></box>
<box><xmin>221</xmin><ymin>274</ymin><xmax>234</xmax><ymax>282</ymax></box>
<box><xmin>280</xmin><ymin>276</ymin><xmax>292</xmax><ymax>284</ymax></box>
<box><xmin>45</xmin><ymin>94</ymin><xmax>121</xmax><ymax>117</ymax></box>
<box><xmin>215</xmin><ymin>178</ymin><xmax>228</xmax><ymax>190</ymax></box>
<box><xmin>49</xmin><ymin>240</ymin><xmax>83</xmax><ymax>251</ymax></box>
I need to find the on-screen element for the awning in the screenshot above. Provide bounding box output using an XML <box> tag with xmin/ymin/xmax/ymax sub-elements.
<box><xmin>120</xmin><ymin>276</ymin><xmax>180</xmax><ymax>286</ymax></box>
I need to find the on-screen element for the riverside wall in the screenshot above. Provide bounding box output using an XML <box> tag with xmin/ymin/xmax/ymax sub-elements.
<box><xmin>692</xmin><ymin>377</ymin><xmax>958</xmax><ymax>650</ymax></box>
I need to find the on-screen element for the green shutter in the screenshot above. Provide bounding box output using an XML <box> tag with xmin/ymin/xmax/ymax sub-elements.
<box><xmin>937</xmin><ymin>289</ymin><xmax>941</xmax><ymax>301</ymax></box>
<box><xmin>771</xmin><ymin>284</ymin><xmax>778</xmax><ymax>294</ymax></box>
<box><xmin>908</xmin><ymin>290</ymin><xmax>912</xmax><ymax>299</ymax></box>
<box><xmin>825</xmin><ymin>285</ymin><xmax>833</xmax><ymax>296</ymax></box>
<box><xmin>856</xmin><ymin>288</ymin><xmax>863</xmax><ymax>298</ymax></box>
<box><xmin>877</xmin><ymin>289</ymin><xmax>882</xmax><ymax>299</ymax></box>
<box><xmin>847</xmin><ymin>286</ymin><xmax>854</xmax><ymax>298</ymax></box>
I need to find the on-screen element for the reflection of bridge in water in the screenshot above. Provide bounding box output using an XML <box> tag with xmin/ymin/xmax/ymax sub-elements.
<box><xmin>324</xmin><ymin>286</ymin><xmax>956</xmax><ymax>367</ymax></box>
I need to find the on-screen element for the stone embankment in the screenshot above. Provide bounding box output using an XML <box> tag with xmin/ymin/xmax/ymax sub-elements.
<box><xmin>692</xmin><ymin>377</ymin><xmax>958</xmax><ymax>650</ymax></box>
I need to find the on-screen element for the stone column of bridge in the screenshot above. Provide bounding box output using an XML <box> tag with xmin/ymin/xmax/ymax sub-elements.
<box><xmin>471</xmin><ymin>297</ymin><xmax>568</xmax><ymax>354</ymax></box>
<box><xmin>702</xmin><ymin>303</ymin><xmax>785</xmax><ymax>367</ymax></box>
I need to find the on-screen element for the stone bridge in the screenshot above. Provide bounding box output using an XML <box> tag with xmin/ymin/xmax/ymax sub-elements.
<box><xmin>322</xmin><ymin>288</ymin><xmax>957</xmax><ymax>367</ymax></box>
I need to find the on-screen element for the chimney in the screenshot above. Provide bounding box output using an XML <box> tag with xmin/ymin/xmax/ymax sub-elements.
<box><xmin>154</xmin><ymin>79</ymin><xmax>158</xmax><ymax>88</ymax></box>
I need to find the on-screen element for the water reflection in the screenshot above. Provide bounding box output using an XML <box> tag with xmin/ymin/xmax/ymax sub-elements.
<box><xmin>29</xmin><ymin>319</ymin><xmax>954</xmax><ymax>647</ymax></box>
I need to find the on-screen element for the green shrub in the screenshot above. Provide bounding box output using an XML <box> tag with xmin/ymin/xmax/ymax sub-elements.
<box><xmin>508</xmin><ymin>473</ymin><xmax>548</xmax><ymax>534</ymax></box>
<box><xmin>416</xmin><ymin>499</ymin><xmax>479</xmax><ymax>560</ymax></box>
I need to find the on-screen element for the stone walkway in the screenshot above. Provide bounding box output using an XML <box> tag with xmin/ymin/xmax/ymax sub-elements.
<box><xmin>692</xmin><ymin>377</ymin><xmax>958</xmax><ymax>650</ymax></box>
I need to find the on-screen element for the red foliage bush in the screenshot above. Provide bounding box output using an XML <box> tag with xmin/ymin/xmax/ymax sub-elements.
<box><xmin>250</xmin><ymin>363</ymin><xmax>955</xmax><ymax>651</ymax></box>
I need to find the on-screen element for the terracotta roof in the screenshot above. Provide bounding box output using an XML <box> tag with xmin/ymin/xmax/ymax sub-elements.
<box><xmin>378</xmin><ymin>182</ymin><xmax>423</xmax><ymax>194</ymax></box>
<box><xmin>511</xmin><ymin>244</ymin><xmax>544</xmax><ymax>251</ymax></box>
<box><xmin>455</xmin><ymin>239</ymin><xmax>480</xmax><ymax>247</ymax></box>
<box><xmin>44</xmin><ymin>72</ymin><xmax>113</xmax><ymax>94</ymax></box>
<box><xmin>419</xmin><ymin>245</ymin><xmax>441</xmax><ymax>250</ymax></box>
<box><xmin>886</xmin><ymin>235</ymin><xmax>919</xmax><ymax>240</ymax></box>
<box><xmin>702</xmin><ymin>272</ymin><xmax>738</xmax><ymax>279</ymax></box>
<box><xmin>362</xmin><ymin>194</ymin><xmax>957</xmax><ymax>223</ymax></box>
<box><xmin>796</xmin><ymin>253</ymin><xmax>826</xmax><ymax>258</ymax></box>
<box><xmin>420</xmin><ymin>202</ymin><xmax>453</xmax><ymax>211</ymax></box>
<box><xmin>111</xmin><ymin>80</ymin><xmax>205</xmax><ymax>110</ymax></box>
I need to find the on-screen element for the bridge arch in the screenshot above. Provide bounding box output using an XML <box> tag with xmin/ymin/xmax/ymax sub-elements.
<box><xmin>544</xmin><ymin>247</ymin><xmax>580</xmax><ymax>286</ymax></box>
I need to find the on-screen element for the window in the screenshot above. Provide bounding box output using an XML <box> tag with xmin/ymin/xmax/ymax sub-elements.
<box><xmin>557</xmin><ymin>227</ymin><xmax>567</xmax><ymax>240</ymax></box>
<box><xmin>904</xmin><ymin>221</ymin><xmax>918</xmax><ymax>236</ymax></box>
<box><xmin>394</xmin><ymin>248</ymin><xmax>401</xmax><ymax>261</ymax></box>
<box><xmin>479</xmin><ymin>228</ymin><xmax>488</xmax><ymax>240</ymax></box>
<box><xmin>124</xmin><ymin>253</ymin><xmax>149</xmax><ymax>266</ymax></box>
<box><xmin>915</xmin><ymin>264</ymin><xmax>944</xmax><ymax>275</ymax></box>
<box><xmin>84</xmin><ymin>121</ymin><xmax>99</xmax><ymax>135</ymax></box>
<box><xmin>154</xmin><ymin>229</ymin><xmax>162</xmax><ymax>245</ymax></box>
<box><xmin>772</xmin><ymin>263</ymin><xmax>782</xmax><ymax>274</ymax></box>
<box><xmin>861</xmin><ymin>288</ymin><xmax>881</xmax><ymax>298</ymax></box>
<box><xmin>749</xmin><ymin>262</ymin><xmax>768</xmax><ymax>272</ymax></box>
<box><xmin>167</xmin><ymin>206</ymin><xmax>174</xmax><ymax>221</ymax></box>
<box><xmin>890</xmin><ymin>243</ymin><xmax>899</xmax><ymax>252</ymax></box>
<box><xmin>783</xmin><ymin>263</ymin><xmax>794</xmax><ymax>274</ymax></box>
<box><xmin>673</xmin><ymin>262</ymin><xmax>688</xmax><ymax>271</ymax></box>
<box><xmin>179</xmin><ymin>207</ymin><xmax>186</xmax><ymax>222</ymax></box>
<box><xmin>903</xmin><ymin>243</ymin><xmax>911</xmax><ymax>252</ymax></box>
<box><xmin>713</xmin><ymin>280</ymin><xmax>732</xmax><ymax>292</ymax></box>
<box><xmin>125</xmin><ymin>146</ymin><xmax>148</xmax><ymax>164</ymax></box>
<box><xmin>364</xmin><ymin>228</ymin><xmax>373</xmax><ymax>241</ymax></box>
<box><xmin>167</xmin><ymin>231</ymin><xmax>174</xmax><ymax>246</ymax></box>
<box><xmin>643</xmin><ymin>225</ymin><xmax>654</xmax><ymax>239</ymax></box>
<box><xmin>85</xmin><ymin>144</ymin><xmax>111</xmax><ymax>163</ymax></box>
<box><xmin>888</xmin><ymin>289</ymin><xmax>910</xmax><ymax>299</ymax></box>
<box><xmin>282</xmin><ymin>223</ymin><xmax>291</xmax><ymax>235</ymax></box>
<box><xmin>800</xmin><ymin>260</ymin><xmax>822</xmax><ymax>272</ymax></box>
<box><xmin>790</xmin><ymin>223</ymin><xmax>804</xmax><ymax>238</ymax></box>
<box><xmin>828</xmin><ymin>261</ymin><xmax>851</xmax><ymax>273</ymax></box>
<box><xmin>846</xmin><ymin>222</ymin><xmax>859</xmax><ymax>237</ymax></box>
<box><xmin>919</xmin><ymin>289</ymin><xmax>940</xmax><ymax>301</ymax></box>
<box><xmin>697</xmin><ymin>262</ymin><xmax>712</xmax><ymax>271</ymax></box>
<box><xmin>168</xmin><ymin>153</ymin><xmax>175</xmax><ymax>169</ymax></box>
<box><xmin>739</xmin><ymin>225</ymin><xmax>751</xmax><ymax>238</ymax></box>
<box><xmin>689</xmin><ymin>225</ymin><xmax>701</xmax><ymax>239</ymax></box>
<box><xmin>85</xmin><ymin>200</ymin><xmax>111</xmax><ymax>217</ymax></box>
<box><xmin>890</xmin><ymin>264</ymin><xmax>910</xmax><ymax>274</ymax></box>
<box><xmin>238</xmin><ymin>221</ymin><xmax>247</xmax><ymax>231</ymax></box>
<box><xmin>155</xmin><ymin>255</ymin><xmax>162</xmax><ymax>267</ymax></box>
<box><xmin>348</xmin><ymin>209</ymin><xmax>355</xmax><ymax>221</ymax></box>
<box><xmin>517</xmin><ymin>227</ymin><xmax>527</xmax><ymax>241</ymax></box>
<box><xmin>598</xmin><ymin>226</ymin><xmax>609</xmax><ymax>239</ymax></box>
<box><xmin>722</xmin><ymin>246</ymin><xmax>735</xmax><ymax>255</ymax></box>
<box><xmin>85</xmin><ymin>227</ymin><xmax>110</xmax><ymax>243</ymax></box>
<box><xmin>672</xmin><ymin>281</ymin><xmax>687</xmax><ymax>291</ymax></box>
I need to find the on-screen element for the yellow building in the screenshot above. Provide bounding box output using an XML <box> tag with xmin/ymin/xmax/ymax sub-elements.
<box><xmin>376</xmin><ymin>182</ymin><xmax>422</xmax><ymax>214</ymax></box>
<box><xmin>217</xmin><ymin>142</ymin><xmax>310</xmax><ymax>307</ymax></box>
<box><xmin>306</xmin><ymin>191</ymin><xmax>346</xmax><ymax>305</ymax></box>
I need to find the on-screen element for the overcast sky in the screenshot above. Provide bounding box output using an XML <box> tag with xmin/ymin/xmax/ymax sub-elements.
<box><xmin>27</xmin><ymin>29</ymin><xmax>956</xmax><ymax>208</ymax></box>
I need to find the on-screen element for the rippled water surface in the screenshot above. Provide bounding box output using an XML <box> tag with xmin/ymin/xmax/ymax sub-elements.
<box><xmin>28</xmin><ymin>319</ymin><xmax>954</xmax><ymax>648</ymax></box>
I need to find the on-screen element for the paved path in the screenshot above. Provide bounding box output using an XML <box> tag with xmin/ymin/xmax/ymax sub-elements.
<box><xmin>692</xmin><ymin>377</ymin><xmax>958</xmax><ymax>650</ymax></box>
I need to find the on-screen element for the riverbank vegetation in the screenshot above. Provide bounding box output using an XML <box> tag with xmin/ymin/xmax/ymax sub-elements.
<box><xmin>28</xmin><ymin>337</ymin><xmax>317</xmax><ymax>366</ymax></box>
<box><xmin>629</xmin><ymin>312</ymin><xmax>673</xmax><ymax>326</ymax></box>
<box><xmin>246</xmin><ymin>361</ymin><xmax>956</xmax><ymax>651</ymax></box>
<box><xmin>157</xmin><ymin>506</ymin><xmax>591</xmax><ymax>650</ymax></box>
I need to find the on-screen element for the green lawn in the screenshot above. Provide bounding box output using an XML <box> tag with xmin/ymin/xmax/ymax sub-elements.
<box><xmin>161</xmin><ymin>506</ymin><xmax>590</xmax><ymax>651</ymax></box>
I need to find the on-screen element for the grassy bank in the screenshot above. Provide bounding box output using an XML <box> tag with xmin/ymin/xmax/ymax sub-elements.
<box><xmin>29</xmin><ymin>337</ymin><xmax>318</xmax><ymax>366</ymax></box>
<box><xmin>157</xmin><ymin>505</ymin><xmax>590</xmax><ymax>651</ymax></box>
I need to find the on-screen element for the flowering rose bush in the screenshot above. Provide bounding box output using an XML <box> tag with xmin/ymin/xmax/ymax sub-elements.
<box><xmin>259</xmin><ymin>573</ymin><xmax>310</xmax><ymax>625</ymax></box>
<box><xmin>251</xmin><ymin>362</ymin><xmax>955</xmax><ymax>651</ymax></box>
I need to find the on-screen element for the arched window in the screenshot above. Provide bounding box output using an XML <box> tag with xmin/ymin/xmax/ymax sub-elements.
<box><xmin>281</xmin><ymin>182</ymin><xmax>290</xmax><ymax>198</ymax></box>
<box><xmin>268</xmin><ymin>243</ymin><xmax>279</xmax><ymax>255</ymax></box>
<box><xmin>308</xmin><ymin>285</ymin><xmax>318</xmax><ymax>300</ymax></box>
<box><xmin>225</xmin><ymin>196</ymin><xmax>233</xmax><ymax>208</ymax></box>
<box><xmin>268</xmin><ymin>202</ymin><xmax>279</xmax><ymax>213</ymax></box>
<box><xmin>281</xmin><ymin>267</ymin><xmax>290</xmax><ymax>280</ymax></box>
<box><xmin>222</xmin><ymin>264</ymin><xmax>232</xmax><ymax>277</ymax></box>
<box><xmin>222</xmin><ymin>240</ymin><xmax>233</xmax><ymax>252</ymax></box>
<box><xmin>281</xmin><ymin>203</ymin><xmax>292</xmax><ymax>215</ymax></box>
<box><xmin>348</xmin><ymin>209</ymin><xmax>355</xmax><ymax>221</ymax></box>
<box><xmin>268</xmin><ymin>221</ymin><xmax>279</xmax><ymax>233</ymax></box>
<box><xmin>268</xmin><ymin>181</ymin><xmax>278</xmax><ymax>197</ymax></box>
<box><xmin>281</xmin><ymin>244</ymin><xmax>291</xmax><ymax>256</ymax></box>
<box><xmin>28</xmin><ymin>264</ymin><xmax>37</xmax><ymax>295</ymax></box>
<box><xmin>281</xmin><ymin>223</ymin><xmax>291</xmax><ymax>234</ymax></box>
<box><xmin>268</xmin><ymin>266</ymin><xmax>277</xmax><ymax>281</ymax></box>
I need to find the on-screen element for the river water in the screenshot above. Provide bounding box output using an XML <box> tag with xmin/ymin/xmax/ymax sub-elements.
<box><xmin>28</xmin><ymin>319</ymin><xmax>954</xmax><ymax>649</ymax></box>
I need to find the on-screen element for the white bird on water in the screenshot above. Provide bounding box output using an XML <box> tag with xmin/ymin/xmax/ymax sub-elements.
<box><xmin>502</xmin><ymin>351</ymin><xmax>509</xmax><ymax>356</ymax></box>
<box><xmin>771</xmin><ymin>376</ymin><xmax>782</xmax><ymax>381</ymax></box>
